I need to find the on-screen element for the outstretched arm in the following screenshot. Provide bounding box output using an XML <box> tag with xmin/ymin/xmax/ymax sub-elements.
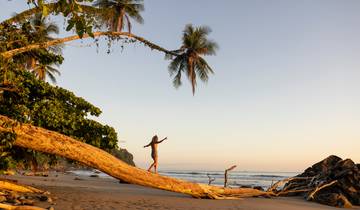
<box><xmin>156</xmin><ymin>137</ymin><xmax>167</xmax><ymax>144</ymax></box>
<box><xmin>143</xmin><ymin>142</ymin><xmax>151</xmax><ymax>148</ymax></box>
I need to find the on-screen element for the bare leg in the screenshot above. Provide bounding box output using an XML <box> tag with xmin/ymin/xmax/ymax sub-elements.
<box><xmin>154</xmin><ymin>157</ymin><xmax>158</xmax><ymax>173</ymax></box>
<box><xmin>148</xmin><ymin>161</ymin><xmax>155</xmax><ymax>172</ymax></box>
<box><xmin>154</xmin><ymin>161</ymin><xmax>158</xmax><ymax>173</ymax></box>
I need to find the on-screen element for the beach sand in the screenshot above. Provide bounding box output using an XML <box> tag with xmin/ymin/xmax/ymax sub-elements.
<box><xmin>3</xmin><ymin>172</ymin><xmax>359</xmax><ymax>210</ymax></box>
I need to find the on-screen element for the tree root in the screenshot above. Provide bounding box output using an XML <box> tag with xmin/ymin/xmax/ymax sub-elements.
<box><xmin>267</xmin><ymin>177</ymin><xmax>312</xmax><ymax>193</ymax></box>
<box><xmin>307</xmin><ymin>180</ymin><xmax>338</xmax><ymax>201</ymax></box>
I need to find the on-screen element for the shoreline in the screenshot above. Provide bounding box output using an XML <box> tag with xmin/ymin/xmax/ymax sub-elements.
<box><xmin>3</xmin><ymin>172</ymin><xmax>358</xmax><ymax>210</ymax></box>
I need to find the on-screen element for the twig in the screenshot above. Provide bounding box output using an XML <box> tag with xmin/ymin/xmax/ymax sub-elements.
<box><xmin>207</xmin><ymin>173</ymin><xmax>215</xmax><ymax>185</ymax></box>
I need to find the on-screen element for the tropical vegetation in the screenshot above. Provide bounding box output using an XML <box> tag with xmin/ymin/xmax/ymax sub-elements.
<box><xmin>0</xmin><ymin>1</ymin><xmax>268</xmax><ymax>206</ymax></box>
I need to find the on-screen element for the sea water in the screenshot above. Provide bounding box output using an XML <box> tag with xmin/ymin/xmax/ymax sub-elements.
<box><xmin>70</xmin><ymin>169</ymin><xmax>298</xmax><ymax>189</ymax></box>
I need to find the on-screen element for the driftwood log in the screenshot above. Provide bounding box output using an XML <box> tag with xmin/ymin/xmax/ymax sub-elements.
<box><xmin>0</xmin><ymin>115</ymin><xmax>269</xmax><ymax>200</ymax></box>
<box><xmin>0</xmin><ymin>180</ymin><xmax>52</xmax><ymax>210</ymax></box>
<box><xmin>1</xmin><ymin>115</ymin><xmax>358</xmax><ymax>208</ymax></box>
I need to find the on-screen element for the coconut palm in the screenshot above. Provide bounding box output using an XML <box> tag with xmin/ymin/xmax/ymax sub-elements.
<box><xmin>26</xmin><ymin>14</ymin><xmax>62</xmax><ymax>83</ymax></box>
<box><xmin>93</xmin><ymin>0</ymin><xmax>144</xmax><ymax>32</ymax></box>
<box><xmin>168</xmin><ymin>24</ymin><xmax>218</xmax><ymax>95</ymax></box>
<box><xmin>32</xmin><ymin>63</ymin><xmax>61</xmax><ymax>84</ymax></box>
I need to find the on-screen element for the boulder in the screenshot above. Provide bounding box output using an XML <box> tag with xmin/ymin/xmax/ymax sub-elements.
<box><xmin>279</xmin><ymin>155</ymin><xmax>360</xmax><ymax>208</ymax></box>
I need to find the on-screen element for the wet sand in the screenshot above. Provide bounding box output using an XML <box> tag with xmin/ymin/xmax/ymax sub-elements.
<box><xmin>3</xmin><ymin>172</ymin><xmax>359</xmax><ymax>210</ymax></box>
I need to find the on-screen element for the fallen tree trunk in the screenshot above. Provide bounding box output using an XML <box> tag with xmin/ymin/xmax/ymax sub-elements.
<box><xmin>0</xmin><ymin>115</ymin><xmax>269</xmax><ymax>199</ymax></box>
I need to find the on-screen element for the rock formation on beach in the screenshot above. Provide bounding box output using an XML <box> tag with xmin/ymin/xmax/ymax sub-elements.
<box><xmin>279</xmin><ymin>155</ymin><xmax>360</xmax><ymax>208</ymax></box>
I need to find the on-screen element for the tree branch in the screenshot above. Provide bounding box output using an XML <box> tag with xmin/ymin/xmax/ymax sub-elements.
<box><xmin>224</xmin><ymin>165</ymin><xmax>237</xmax><ymax>187</ymax></box>
<box><xmin>0</xmin><ymin>31</ymin><xmax>178</xmax><ymax>59</ymax></box>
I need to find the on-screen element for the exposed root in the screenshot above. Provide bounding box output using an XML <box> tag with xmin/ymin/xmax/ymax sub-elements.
<box><xmin>307</xmin><ymin>180</ymin><xmax>338</xmax><ymax>201</ymax></box>
<box><xmin>267</xmin><ymin>177</ymin><xmax>312</xmax><ymax>193</ymax></box>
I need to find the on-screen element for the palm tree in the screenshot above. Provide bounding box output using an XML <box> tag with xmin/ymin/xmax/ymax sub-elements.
<box><xmin>32</xmin><ymin>63</ymin><xmax>61</xmax><ymax>84</ymax></box>
<box><xmin>26</xmin><ymin>14</ymin><xmax>62</xmax><ymax>83</ymax></box>
<box><xmin>93</xmin><ymin>0</ymin><xmax>144</xmax><ymax>32</ymax></box>
<box><xmin>168</xmin><ymin>24</ymin><xmax>218</xmax><ymax>95</ymax></box>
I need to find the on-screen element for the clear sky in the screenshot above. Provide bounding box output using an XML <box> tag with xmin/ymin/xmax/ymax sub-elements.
<box><xmin>1</xmin><ymin>0</ymin><xmax>360</xmax><ymax>172</ymax></box>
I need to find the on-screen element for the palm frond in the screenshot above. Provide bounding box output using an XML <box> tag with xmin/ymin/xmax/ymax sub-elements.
<box><xmin>93</xmin><ymin>0</ymin><xmax>144</xmax><ymax>32</ymax></box>
<box><xmin>46</xmin><ymin>71</ymin><xmax>57</xmax><ymax>84</ymax></box>
<box><xmin>173</xmin><ymin>70</ymin><xmax>182</xmax><ymax>88</ymax></box>
<box><xmin>168</xmin><ymin>24</ymin><xmax>218</xmax><ymax>94</ymax></box>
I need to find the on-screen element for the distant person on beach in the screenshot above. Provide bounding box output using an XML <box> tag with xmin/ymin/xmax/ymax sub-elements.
<box><xmin>144</xmin><ymin>135</ymin><xmax>167</xmax><ymax>173</ymax></box>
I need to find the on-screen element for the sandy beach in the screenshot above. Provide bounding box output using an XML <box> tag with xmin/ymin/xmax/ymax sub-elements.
<box><xmin>2</xmin><ymin>172</ymin><xmax>358</xmax><ymax>210</ymax></box>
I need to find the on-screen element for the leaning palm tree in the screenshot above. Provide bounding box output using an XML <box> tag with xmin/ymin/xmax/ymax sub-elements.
<box><xmin>168</xmin><ymin>24</ymin><xmax>218</xmax><ymax>95</ymax></box>
<box><xmin>93</xmin><ymin>0</ymin><xmax>144</xmax><ymax>32</ymax></box>
<box><xmin>26</xmin><ymin>14</ymin><xmax>62</xmax><ymax>83</ymax></box>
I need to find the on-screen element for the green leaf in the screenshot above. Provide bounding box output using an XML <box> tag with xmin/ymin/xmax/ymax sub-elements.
<box><xmin>66</xmin><ymin>21</ymin><xmax>75</xmax><ymax>31</ymax></box>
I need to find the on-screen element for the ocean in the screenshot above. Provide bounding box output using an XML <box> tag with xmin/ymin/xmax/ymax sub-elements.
<box><xmin>70</xmin><ymin>169</ymin><xmax>298</xmax><ymax>189</ymax></box>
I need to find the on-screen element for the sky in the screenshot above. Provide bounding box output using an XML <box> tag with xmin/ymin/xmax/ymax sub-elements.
<box><xmin>1</xmin><ymin>0</ymin><xmax>360</xmax><ymax>172</ymax></box>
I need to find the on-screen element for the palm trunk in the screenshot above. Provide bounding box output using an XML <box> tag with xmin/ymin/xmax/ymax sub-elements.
<box><xmin>187</xmin><ymin>57</ymin><xmax>196</xmax><ymax>95</ymax></box>
<box><xmin>117</xmin><ymin>9</ymin><xmax>125</xmax><ymax>32</ymax></box>
<box><xmin>0</xmin><ymin>115</ymin><xmax>269</xmax><ymax>199</ymax></box>
<box><xmin>0</xmin><ymin>31</ymin><xmax>178</xmax><ymax>59</ymax></box>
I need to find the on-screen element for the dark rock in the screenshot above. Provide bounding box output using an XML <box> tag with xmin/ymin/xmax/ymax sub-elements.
<box><xmin>253</xmin><ymin>186</ymin><xmax>264</xmax><ymax>191</ymax></box>
<box><xmin>119</xmin><ymin>179</ymin><xmax>130</xmax><ymax>184</ymax></box>
<box><xmin>89</xmin><ymin>174</ymin><xmax>99</xmax><ymax>178</ymax></box>
<box><xmin>280</xmin><ymin>155</ymin><xmax>360</xmax><ymax>208</ymax></box>
<box><xmin>38</xmin><ymin>195</ymin><xmax>49</xmax><ymax>201</ymax></box>
<box><xmin>314</xmin><ymin>193</ymin><xmax>352</xmax><ymax>208</ymax></box>
<box><xmin>299</xmin><ymin>155</ymin><xmax>342</xmax><ymax>177</ymax></box>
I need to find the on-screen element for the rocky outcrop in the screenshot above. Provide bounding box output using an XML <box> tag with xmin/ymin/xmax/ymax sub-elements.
<box><xmin>279</xmin><ymin>155</ymin><xmax>360</xmax><ymax>208</ymax></box>
<box><xmin>110</xmin><ymin>148</ymin><xmax>135</xmax><ymax>166</ymax></box>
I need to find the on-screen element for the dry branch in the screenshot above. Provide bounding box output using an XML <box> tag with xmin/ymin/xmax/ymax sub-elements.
<box><xmin>0</xmin><ymin>180</ymin><xmax>45</xmax><ymax>194</ymax></box>
<box><xmin>224</xmin><ymin>165</ymin><xmax>236</xmax><ymax>188</ymax></box>
<box><xmin>267</xmin><ymin>177</ymin><xmax>312</xmax><ymax>193</ymax></box>
<box><xmin>307</xmin><ymin>180</ymin><xmax>338</xmax><ymax>201</ymax></box>
<box><xmin>207</xmin><ymin>173</ymin><xmax>215</xmax><ymax>185</ymax></box>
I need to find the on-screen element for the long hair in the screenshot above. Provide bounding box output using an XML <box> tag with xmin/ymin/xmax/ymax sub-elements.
<box><xmin>152</xmin><ymin>135</ymin><xmax>158</xmax><ymax>143</ymax></box>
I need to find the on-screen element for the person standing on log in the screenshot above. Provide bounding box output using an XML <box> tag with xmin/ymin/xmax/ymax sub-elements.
<box><xmin>144</xmin><ymin>135</ymin><xmax>167</xmax><ymax>173</ymax></box>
